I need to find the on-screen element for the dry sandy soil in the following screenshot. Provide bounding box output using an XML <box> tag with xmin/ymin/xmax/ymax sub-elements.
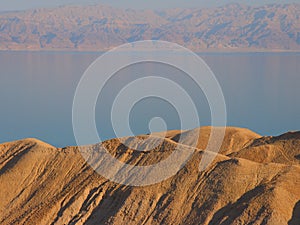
<box><xmin>0</xmin><ymin>127</ymin><xmax>299</xmax><ymax>225</ymax></box>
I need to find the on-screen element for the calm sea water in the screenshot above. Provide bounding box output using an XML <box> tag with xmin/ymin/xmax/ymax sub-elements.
<box><xmin>0</xmin><ymin>51</ymin><xmax>299</xmax><ymax>147</ymax></box>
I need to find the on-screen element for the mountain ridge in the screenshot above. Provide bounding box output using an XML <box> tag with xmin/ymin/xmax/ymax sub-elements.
<box><xmin>0</xmin><ymin>3</ymin><xmax>299</xmax><ymax>52</ymax></box>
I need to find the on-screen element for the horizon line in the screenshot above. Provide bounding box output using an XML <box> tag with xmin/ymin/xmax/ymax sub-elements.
<box><xmin>0</xmin><ymin>2</ymin><xmax>299</xmax><ymax>14</ymax></box>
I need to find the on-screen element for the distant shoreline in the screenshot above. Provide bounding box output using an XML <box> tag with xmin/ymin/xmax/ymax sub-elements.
<box><xmin>0</xmin><ymin>48</ymin><xmax>300</xmax><ymax>54</ymax></box>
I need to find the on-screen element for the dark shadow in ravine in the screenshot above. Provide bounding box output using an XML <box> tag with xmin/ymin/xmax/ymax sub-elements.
<box><xmin>208</xmin><ymin>185</ymin><xmax>269</xmax><ymax>225</ymax></box>
<box><xmin>83</xmin><ymin>186</ymin><xmax>132</xmax><ymax>225</ymax></box>
<box><xmin>288</xmin><ymin>201</ymin><xmax>300</xmax><ymax>225</ymax></box>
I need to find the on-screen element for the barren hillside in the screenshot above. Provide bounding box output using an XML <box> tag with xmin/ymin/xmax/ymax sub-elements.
<box><xmin>0</xmin><ymin>127</ymin><xmax>299</xmax><ymax>224</ymax></box>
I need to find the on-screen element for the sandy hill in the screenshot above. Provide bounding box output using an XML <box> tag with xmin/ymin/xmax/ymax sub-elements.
<box><xmin>0</xmin><ymin>127</ymin><xmax>299</xmax><ymax>225</ymax></box>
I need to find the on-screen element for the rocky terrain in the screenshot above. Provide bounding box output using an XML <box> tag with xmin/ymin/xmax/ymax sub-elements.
<box><xmin>0</xmin><ymin>127</ymin><xmax>299</xmax><ymax>224</ymax></box>
<box><xmin>0</xmin><ymin>3</ymin><xmax>299</xmax><ymax>51</ymax></box>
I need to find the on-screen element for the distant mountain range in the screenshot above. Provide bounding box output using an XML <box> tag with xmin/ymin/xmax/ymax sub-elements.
<box><xmin>0</xmin><ymin>3</ymin><xmax>299</xmax><ymax>51</ymax></box>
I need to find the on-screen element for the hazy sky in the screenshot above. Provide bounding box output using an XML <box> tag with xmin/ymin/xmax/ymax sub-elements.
<box><xmin>0</xmin><ymin>0</ymin><xmax>299</xmax><ymax>11</ymax></box>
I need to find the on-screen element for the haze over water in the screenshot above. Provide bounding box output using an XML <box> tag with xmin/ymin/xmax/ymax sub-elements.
<box><xmin>0</xmin><ymin>51</ymin><xmax>299</xmax><ymax>147</ymax></box>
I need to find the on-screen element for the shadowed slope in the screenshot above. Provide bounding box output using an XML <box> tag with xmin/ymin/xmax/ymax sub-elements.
<box><xmin>289</xmin><ymin>201</ymin><xmax>300</xmax><ymax>225</ymax></box>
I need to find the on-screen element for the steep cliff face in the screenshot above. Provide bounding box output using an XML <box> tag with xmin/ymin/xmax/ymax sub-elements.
<box><xmin>0</xmin><ymin>3</ymin><xmax>299</xmax><ymax>51</ymax></box>
<box><xmin>0</xmin><ymin>127</ymin><xmax>299</xmax><ymax>225</ymax></box>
